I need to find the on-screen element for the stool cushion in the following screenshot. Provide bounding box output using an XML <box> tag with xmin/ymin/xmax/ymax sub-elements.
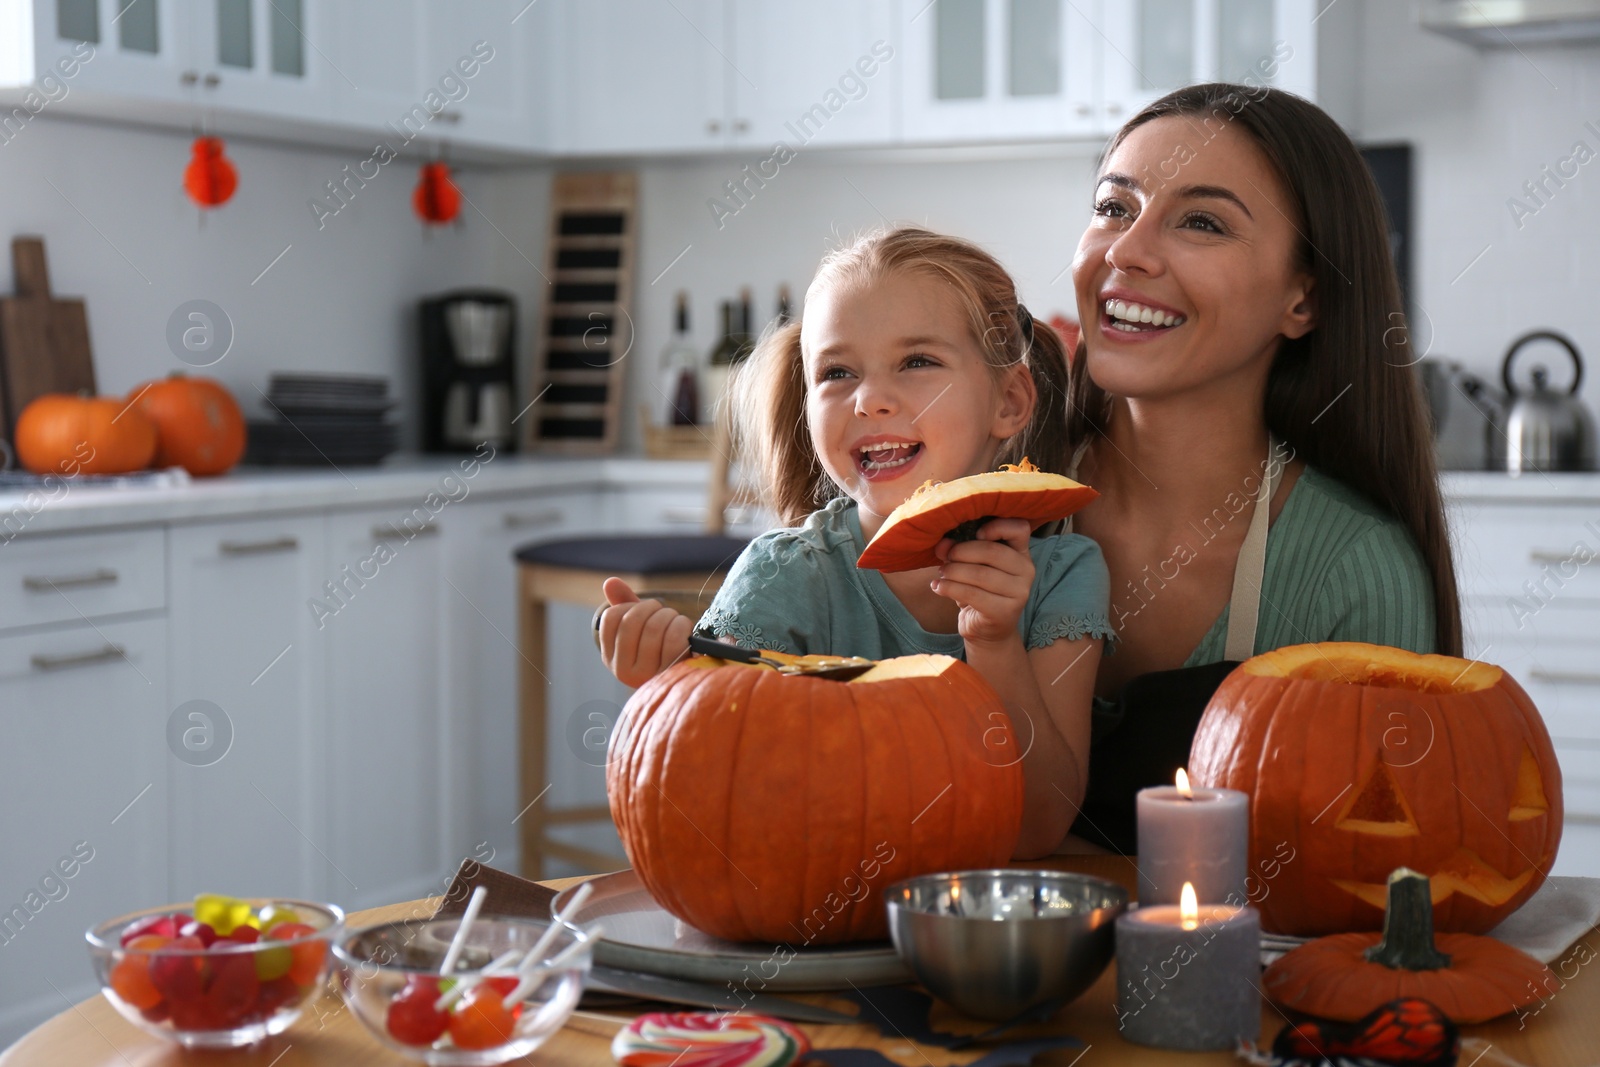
<box><xmin>514</xmin><ymin>534</ymin><xmax>749</xmax><ymax>575</ymax></box>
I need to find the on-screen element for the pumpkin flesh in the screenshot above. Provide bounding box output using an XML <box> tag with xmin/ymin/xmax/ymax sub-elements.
<box><xmin>608</xmin><ymin>653</ymin><xmax>1024</xmax><ymax>944</ymax></box>
<box><xmin>1189</xmin><ymin>643</ymin><xmax>1562</xmax><ymax>936</ymax></box>
<box><xmin>856</xmin><ymin>461</ymin><xmax>1098</xmax><ymax>573</ymax></box>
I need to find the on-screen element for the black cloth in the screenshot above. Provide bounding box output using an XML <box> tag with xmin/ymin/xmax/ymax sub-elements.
<box><xmin>1069</xmin><ymin>659</ymin><xmax>1241</xmax><ymax>855</ymax></box>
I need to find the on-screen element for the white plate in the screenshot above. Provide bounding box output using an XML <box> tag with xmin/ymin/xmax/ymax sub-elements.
<box><xmin>552</xmin><ymin>869</ymin><xmax>911</xmax><ymax>991</ymax></box>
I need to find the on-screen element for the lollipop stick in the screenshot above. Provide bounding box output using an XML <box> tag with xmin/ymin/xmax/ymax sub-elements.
<box><xmin>503</xmin><ymin>923</ymin><xmax>604</xmax><ymax>1008</ymax></box>
<box><xmin>438</xmin><ymin>885</ymin><xmax>487</xmax><ymax>977</ymax></box>
<box><xmin>433</xmin><ymin>947</ymin><xmax>521</xmax><ymax>1012</ymax></box>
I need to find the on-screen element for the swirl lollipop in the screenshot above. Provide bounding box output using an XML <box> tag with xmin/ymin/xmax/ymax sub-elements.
<box><xmin>611</xmin><ymin>1011</ymin><xmax>810</xmax><ymax>1067</ymax></box>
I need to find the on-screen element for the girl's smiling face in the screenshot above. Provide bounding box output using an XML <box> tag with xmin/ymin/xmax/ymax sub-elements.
<box><xmin>1070</xmin><ymin>115</ymin><xmax>1316</xmax><ymax>401</ymax></box>
<box><xmin>801</xmin><ymin>269</ymin><xmax>1033</xmax><ymax>537</ymax></box>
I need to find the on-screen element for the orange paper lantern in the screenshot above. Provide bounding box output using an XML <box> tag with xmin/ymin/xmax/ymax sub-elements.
<box><xmin>413</xmin><ymin>161</ymin><xmax>460</xmax><ymax>225</ymax></box>
<box><xmin>184</xmin><ymin>136</ymin><xmax>238</xmax><ymax>208</ymax></box>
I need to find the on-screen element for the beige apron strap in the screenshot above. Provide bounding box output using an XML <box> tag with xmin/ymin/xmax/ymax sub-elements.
<box><xmin>1222</xmin><ymin>437</ymin><xmax>1283</xmax><ymax>661</ymax></box>
<box><xmin>1061</xmin><ymin>440</ymin><xmax>1093</xmax><ymax>534</ymax></box>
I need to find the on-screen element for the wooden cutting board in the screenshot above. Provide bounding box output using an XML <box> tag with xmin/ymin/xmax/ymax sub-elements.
<box><xmin>0</xmin><ymin>236</ymin><xmax>96</xmax><ymax>439</ymax></box>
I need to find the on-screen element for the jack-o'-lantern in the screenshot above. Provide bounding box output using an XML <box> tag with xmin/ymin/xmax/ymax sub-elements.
<box><xmin>1190</xmin><ymin>642</ymin><xmax>1562</xmax><ymax>936</ymax></box>
<box><xmin>607</xmin><ymin>652</ymin><xmax>1024</xmax><ymax>944</ymax></box>
<box><xmin>856</xmin><ymin>458</ymin><xmax>1098</xmax><ymax>572</ymax></box>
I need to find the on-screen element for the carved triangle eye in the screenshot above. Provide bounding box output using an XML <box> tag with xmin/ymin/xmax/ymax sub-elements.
<box><xmin>1509</xmin><ymin>746</ymin><xmax>1550</xmax><ymax>821</ymax></box>
<box><xmin>1335</xmin><ymin>762</ymin><xmax>1420</xmax><ymax>837</ymax></box>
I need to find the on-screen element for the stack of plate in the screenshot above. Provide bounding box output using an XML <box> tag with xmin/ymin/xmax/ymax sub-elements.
<box><xmin>246</xmin><ymin>373</ymin><xmax>399</xmax><ymax>467</ymax></box>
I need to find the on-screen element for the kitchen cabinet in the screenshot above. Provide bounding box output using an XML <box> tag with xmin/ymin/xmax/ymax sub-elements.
<box><xmin>899</xmin><ymin>0</ymin><xmax>1100</xmax><ymax>143</ymax></box>
<box><xmin>551</xmin><ymin>0</ymin><xmax>727</xmax><ymax>154</ymax></box>
<box><xmin>444</xmin><ymin>491</ymin><xmax>605</xmax><ymax>875</ymax></box>
<box><xmin>0</xmin><ymin>615</ymin><xmax>168</xmax><ymax>1042</ymax></box>
<box><xmin>730</xmin><ymin>0</ymin><xmax>896</xmax><ymax>148</ymax></box>
<box><xmin>33</xmin><ymin>0</ymin><xmax>194</xmax><ymax>104</ymax></box>
<box><xmin>322</xmin><ymin>507</ymin><xmax>451</xmax><ymax>912</ymax></box>
<box><xmin>1097</xmin><ymin>0</ymin><xmax>1317</xmax><ymax>129</ymax></box>
<box><xmin>187</xmin><ymin>0</ymin><xmax>332</xmax><ymax>122</ymax></box>
<box><xmin>1454</xmin><ymin>495</ymin><xmax>1600</xmax><ymax>878</ymax></box>
<box><xmin>166</xmin><ymin>516</ymin><xmax>328</xmax><ymax>903</ymax></box>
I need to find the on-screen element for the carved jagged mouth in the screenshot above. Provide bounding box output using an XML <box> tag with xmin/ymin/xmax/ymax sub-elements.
<box><xmin>1333</xmin><ymin>847</ymin><xmax>1546</xmax><ymax>909</ymax></box>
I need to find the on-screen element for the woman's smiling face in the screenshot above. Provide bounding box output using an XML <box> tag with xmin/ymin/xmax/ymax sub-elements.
<box><xmin>1070</xmin><ymin>114</ymin><xmax>1316</xmax><ymax>401</ymax></box>
<box><xmin>801</xmin><ymin>269</ymin><xmax>1032</xmax><ymax>532</ymax></box>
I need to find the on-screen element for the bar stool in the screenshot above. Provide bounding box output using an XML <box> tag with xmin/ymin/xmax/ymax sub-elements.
<box><xmin>513</xmin><ymin>415</ymin><xmax>757</xmax><ymax>877</ymax></box>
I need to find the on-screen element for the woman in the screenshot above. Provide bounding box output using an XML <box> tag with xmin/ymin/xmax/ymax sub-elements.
<box><xmin>1058</xmin><ymin>83</ymin><xmax>1462</xmax><ymax>854</ymax></box>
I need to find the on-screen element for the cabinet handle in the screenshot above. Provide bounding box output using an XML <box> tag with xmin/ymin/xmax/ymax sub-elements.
<box><xmin>31</xmin><ymin>644</ymin><xmax>126</xmax><ymax>672</ymax></box>
<box><xmin>1075</xmin><ymin>103</ymin><xmax>1092</xmax><ymax>117</ymax></box>
<box><xmin>1106</xmin><ymin>102</ymin><xmax>1123</xmax><ymax>116</ymax></box>
<box><xmin>503</xmin><ymin>509</ymin><xmax>564</xmax><ymax>530</ymax></box>
<box><xmin>22</xmin><ymin>568</ymin><xmax>118</xmax><ymax>592</ymax></box>
<box><xmin>1530</xmin><ymin>668</ymin><xmax>1600</xmax><ymax>686</ymax></box>
<box><xmin>733</xmin><ymin>118</ymin><xmax>749</xmax><ymax>133</ymax></box>
<box><xmin>706</xmin><ymin>119</ymin><xmax>722</xmax><ymax>134</ymax></box>
<box><xmin>437</xmin><ymin>110</ymin><xmax>463</xmax><ymax>124</ymax></box>
<box><xmin>219</xmin><ymin>536</ymin><xmax>300</xmax><ymax>556</ymax></box>
<box><xmin>1530</xmin><ymin>550</ymin><xmax>1579</xmax><ymax>564</ymax></box>
<box><xmin>180</xmin><ymin>70</ymin><xmax>199</xmax><ymax>86</ymax></box>
<box><xmin>373</xmin><ymin>522</ymin><xmax>439</xmax><ymax>540</ymax></box>
<box><xmin>203</xmin><ymin>72</ymin><xmax>220</xmax><ymax>88</ymax></box>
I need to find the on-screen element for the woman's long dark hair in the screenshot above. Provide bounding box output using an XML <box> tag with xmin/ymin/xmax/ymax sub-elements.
<box><xmin>1067</xmin><ymin>83</ymin><xmax>1462</xmax><ymax>655</ymax></box>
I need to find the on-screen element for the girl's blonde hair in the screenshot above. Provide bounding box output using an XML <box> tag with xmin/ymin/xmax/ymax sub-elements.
<box><xmin>729</xmin><ymin>226</ymin><xmax>1071</xmax><ymax>526</ymax></box>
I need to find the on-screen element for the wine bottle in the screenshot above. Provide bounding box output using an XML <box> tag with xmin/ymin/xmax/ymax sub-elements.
<box><xmin>704</xmin><ymin>299</ymin><xmax>740</xmax><ymax>420</ymax></box>
<box><xmin>734</xmin><ymin>287</ymin><xmax>756</xmax><ymax>363</ymax></box>
<box><xmin>775</xmin><ymin>284</ymin><xmax>792</xmax><ymax>326</ymax></box>
<box><xmin>658</xmin><ymin>291</ymin><xmax>699</xmax><ymax>426</ymax></box>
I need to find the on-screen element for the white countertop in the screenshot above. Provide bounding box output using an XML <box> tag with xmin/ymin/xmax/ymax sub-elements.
<box><xmin>2</xmin><ymin>457</ymin><xmax>1596</xmax><ymax>538</ymax></box>
<box><xmin>0</xmin><ymin>454</ymin><xmax>712</xmax><ymax>536</ymax></box>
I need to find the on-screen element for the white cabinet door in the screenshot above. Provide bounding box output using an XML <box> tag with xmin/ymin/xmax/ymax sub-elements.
<box><xmin>330</xmin><ymin>0</ymin><xmax>423</xmax><ymax>128</ymax></box>
<box><xmin>1099</xmin><ymin>0</ymin><xmax>1310</xmax><ymax>128</ymax></box>
<box><xmin>187</xmin><ymin>0</ymin><xmax>334</xmax><ymax>120</ymax></box>
<box><xmin>445</xmin><ymin>491</ymin><xmax>603</xmax><ymax>875</ymax></box>
<box><xmin>552</xmin><ymin>0</ymin><xmax>727</xmax><ymax>154</ymax></box>
<box><xmin>418</xmin><ymin>0</ymin><xmax>541</xmax><ymax>151</ymax></box>
<box><xmin>0</xmin><ymin>616</ymin><xmax>167</xmax><ymax>1047</ymax></box>
<box><xmin>36</xmin><ymin>0</ymin><xmax>193</xmax><ymax>103</ymax></box>
<box><xmin>730</xmin><ymin>0</ymin><xmax>895</xmax><ymax>148</ymax></box>
<box><xmin>167</xmin><ymin>517</ymin><xmax>327</xmax><ymax>903</ymax></box>
<box><xmin>321</xmin><ymin>507</ymin><xmax>451</xmax><ymax>912</ymax></box>
<box><xmin>900</xmin><ymin>0</ymin><xmax>1100</xmax><ymax>143</ymax></box>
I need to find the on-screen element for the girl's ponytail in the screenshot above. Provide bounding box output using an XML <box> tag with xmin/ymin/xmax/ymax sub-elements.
<box><xmin>996</xmin><ymin>305</ymin><xmax>1072</xmax><ymax>476</ymax></box>
<box><xmin>726</xmin><ymin>320</ymin><xmax>829</xmax><ymax>526</ymax></box>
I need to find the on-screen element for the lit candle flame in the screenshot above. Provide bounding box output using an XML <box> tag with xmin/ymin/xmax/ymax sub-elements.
<box><xmin>1180</xmin><ymin>882</ymin><xmax>1198</xmax><ymax>930</ymax></box>
<box><xmin>1175</xmin><ymin>767</ymin><xmax>1193</xmax><ymax>798</ymax></box>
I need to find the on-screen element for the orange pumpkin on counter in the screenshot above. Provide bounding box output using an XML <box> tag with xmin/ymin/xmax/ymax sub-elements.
<box><xmin>1190</xmin><ymin>642</ymin><xmax>1562</xmax><ymax>936</ymax></box>
<box><xmin>126</xmin><ymin>373</ymin><xmax>246</xmax><ymax>476</ymax></box>
<box><xmin>607</xmin><ymin>652</ymin><xmax>1024</xmax><ymax>944</ymax></box>
<box><xmin>856</xmin><ymin>458</ymin><xmax>1098</xmax><ymax>572</ymax></box>
<box><xmin>14</xmin><ymin>393</ymin><xmax>157</xmax><ymax>475</ymax></box>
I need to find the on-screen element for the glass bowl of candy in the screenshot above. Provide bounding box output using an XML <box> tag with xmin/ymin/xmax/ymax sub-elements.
<box><xmin>85</xmin><ymin>894</ymin><xmax>345</xmax><ymax>1048</ymax></box>
<box><xmin>334</xmin><ymin>915</ymin><xmax>593</xmax><ymax>1066</ymax></box>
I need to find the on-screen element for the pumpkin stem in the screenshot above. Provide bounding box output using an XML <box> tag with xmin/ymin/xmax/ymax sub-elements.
<box><xmin>1363</xmin><ymin>867</ymin><xmax>1452</xmax><ymax>971</ymax></box>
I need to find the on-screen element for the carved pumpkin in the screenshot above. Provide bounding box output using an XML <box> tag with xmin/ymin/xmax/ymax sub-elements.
<box><xmin>856</xmin><ymin>458</ymin><xmax>1098</xmax><ymax>573</ymax></box>
<box><xmin>1190</xmin><ymin>642</ymin><xmax>1561</xmax><ymax>936</ymax></box>
<box><xmin>14</xmin><ymin>393</ymin><xmax>157</xmax><ymax>475</ymax></box>
<box><xmin>1265</xmin><ymin>868</ymin><xmax>1555</xmax><ymax>1023</ymax></box>
<box><xmin>607</xmin><ymin>652</ymin><xmax>1024</xmax><ymax>944</ymax></box>
<box><xmin>126</xmin><ymin>373</ymin><xmax>246</xmax><ymax>477</ymax></box>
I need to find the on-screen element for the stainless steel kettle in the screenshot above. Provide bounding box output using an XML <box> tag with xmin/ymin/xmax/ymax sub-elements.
<box><xmin>1492</xmin><ymin>330</ymin><xmax>1596</xmax><ymax>473</ymax></box>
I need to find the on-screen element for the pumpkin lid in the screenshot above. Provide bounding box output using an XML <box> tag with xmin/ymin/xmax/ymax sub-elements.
<box><xmin>856</xmin><ymin>458</ymin><xmax>1099</xmax><ymax>573</ymax></box>
<box><xmin>1240</xmin><ymin>642</ymin><xmax>1503</xmax><ymax>693</ymax></box>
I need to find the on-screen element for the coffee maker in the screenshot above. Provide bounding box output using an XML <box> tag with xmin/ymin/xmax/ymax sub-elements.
<box><xmin>419</xmin><ymin>290</ymin><xmax>517</xmax><ymax>453</ymax></box>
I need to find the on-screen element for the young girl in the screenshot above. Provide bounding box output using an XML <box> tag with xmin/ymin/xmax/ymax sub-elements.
<box><xmin>598</xmin><ymin>227</ymin><xmax>1113</xmax><ymax>858</ymax></box>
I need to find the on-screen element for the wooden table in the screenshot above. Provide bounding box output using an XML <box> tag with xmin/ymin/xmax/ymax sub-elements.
<box><xmin>5</xmin><ymin>855</ymin><xmax>1597</xmax><ymax>1066</ymax></box>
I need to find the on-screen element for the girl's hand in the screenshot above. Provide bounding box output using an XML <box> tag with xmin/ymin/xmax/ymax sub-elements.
<box><xmin>930</xmin><ymin>518</ymin><xmax>1035</xmax><ymax>647</ymax></box>
<box><xmin>598</xmin><ymin>577</ymin><xmax>693</xmax><ymax>688</ymax></box>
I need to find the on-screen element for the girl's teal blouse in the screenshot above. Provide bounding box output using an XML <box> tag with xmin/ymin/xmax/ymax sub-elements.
<box><xmin>696</xmin><ymin>496</ymin><xmax>1115</xmax><ymax>659</ymax></box>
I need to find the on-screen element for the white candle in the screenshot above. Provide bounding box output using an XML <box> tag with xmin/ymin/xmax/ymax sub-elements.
<box><xmin>1114</xmin><ymin>883</ymin><xmax>1261</xmax><ymax>1051</ymax></box>
<box><xmin>1136</xmin><ymin>769</ymin><xmax>1248</xmax><ymax>906</ymax></box>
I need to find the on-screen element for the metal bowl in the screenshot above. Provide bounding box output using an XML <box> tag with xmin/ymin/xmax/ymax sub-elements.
<box><xmin>883</xmin><ymin>870</ymin><xmax>1128</xmax><ymax>1021</ymax></box>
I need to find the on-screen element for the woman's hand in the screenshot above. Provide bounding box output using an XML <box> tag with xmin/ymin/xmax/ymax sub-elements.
<box><xmin>597</xmin><ymin>577</ymin><xmax>692</xmax><ymax>688</ymax></box>
<box><xmin>930</xmin><ymin>517</ymin><xmax>1036</xmax><ymax>646</ymax></box>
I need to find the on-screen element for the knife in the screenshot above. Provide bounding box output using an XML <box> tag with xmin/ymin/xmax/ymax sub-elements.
<box><xmin>587</xmin><ymin>963</ymin><xmax>862</xmax><ymax>1025</ymax></box>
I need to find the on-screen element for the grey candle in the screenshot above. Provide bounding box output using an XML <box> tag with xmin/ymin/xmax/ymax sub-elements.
<box><xmin>1114</xmin><ymin>892</ymin><xmax>1261</xmax><ymax>1051</ymax></box>
<box><xmin>1136</xmin><ymin>772</ymin><xmax>1248</xmax><ymax>906</ymax></box>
